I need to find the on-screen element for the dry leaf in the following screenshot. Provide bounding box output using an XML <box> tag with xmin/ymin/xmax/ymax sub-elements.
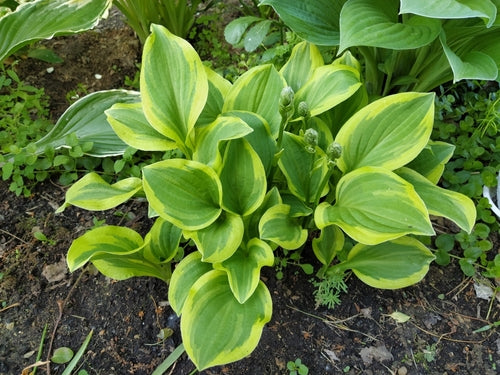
<box><xmin>41</xmin><ymin>256</ymin><xmax>67</xmax><ymax>283</ymax></box>
<box><xmin>359</xmin><ymin>343</ymin><xmax>393</xmax><ymax>365</ymax></box>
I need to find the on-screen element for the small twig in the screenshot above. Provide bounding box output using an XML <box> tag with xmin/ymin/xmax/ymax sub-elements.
<box><xmin>0</xmin><ymin>302</ymin><xmax>20</xmax><ymax>313</ymax></box>
<box><xmin>0</xmin><ymin>228</ymin><xmax>29</xmax><ymax>244</ymax></box>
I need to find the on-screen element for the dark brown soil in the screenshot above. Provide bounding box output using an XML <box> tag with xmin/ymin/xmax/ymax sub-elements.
<box><xmin>1</xmin><ymin>9</ymin><xmax>499</xmax><ymax>375</ymax></box>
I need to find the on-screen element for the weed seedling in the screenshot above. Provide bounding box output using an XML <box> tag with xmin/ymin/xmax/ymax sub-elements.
<box><xmin>287</xmin><ymin>358</ymin><xmax>309</xmax><ymax>375</ymax></box>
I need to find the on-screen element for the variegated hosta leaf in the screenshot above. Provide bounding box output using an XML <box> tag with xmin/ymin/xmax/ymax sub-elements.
<box><xmin>245</xmin><ymin>187</ymin><xmax>283</xmax><ymax>240</ymax></box>
<box><xmin>260</xmin><ymin>0</ymin><xmax>343</xmax><ymax>46</ymax></box>
<box><xmin>143</xmin><ymin>217</ymin><xmax>182</xmax><ymax>264</ymax></box>
<box><xmin>67</xmin><ymin>226</ymin><xmax>144</xmax><ymax>272</ymax></box>
<box><xmin>225</xmin><ymin>110</ymin><xmax>276</xmax><ymax>176</ymax></box>
<box><xmin>339</xmin><ymin>236</ymin><xmax>435</xmax><ymax>289</ymax></box>
<box><xmin>142</xmin><ymin>159</ymin><xmax>222</xmax><ymax>231</ymax></box>
<box><xmin>294</xmin><ymin>64</ymin><xmax>362</xmax><ymax>118</ymax></box>
<box><xmin>278</xmin><ymin>132</ymin><xmax>329</xmax><ymax>203</ymax></box>
<box><xmin>181</xmin><ymin>270</ymin><xmax>272</xmax><ymax>370</ymax></box>
<box><xmin>0</xmin><ymin>0</ymin><xmax>112</xmax><ymax>61</ymax></box>
<box><xmin>405</xmin><ymin>140</ymin><xmax>455</xmax><ymax>184</ymax></box>
<box><xmin>439</xmin><ymin>30</ymin><xmax>498</xmax><ymax>82</ymax></box>
<box><xmin>314</xmin><ymin>167</ymin><xmax>435</xmax><ymax>245</ymax></box>
<box><xmin>141</xmin><ymin>24</ymin><xmax>208</xmax><ymax>150</ymax></box>
<box><xmin>219</xmin><ymin>138</ymin><xmax>267</xmax><ymax>216</ymax></box>
<box><xmin>335</xmin><ymin>92</ymin><xmax>435</xmax><ymax>173</ymax></box>
<box><xmin>214</xmin><ymin>238</ymin><xmax>274</xmax><ymax>303</ymax></box>
<box><xmin>400</xmin><ymin>0</ymin><xmax>497</xmax><ymax>28</ymax></box>
<box><xmin>197</xmin><ymin>66</ymin><xmax>232</xmax><ymax>127</ymax></box>
<box><xmin>397</xmin><ymin>167</ymin><xmax>476</xmax><ymax>233</ymax></box>
<box><xmin>339</xmin><ymin>0</ymin><xmax>442</xmax><ymax>52</ymax></box>
<box><xmin>312</xmin><ymin>225</ymin><xmax>345</xmax><ymax>266</ymax></box>
<box><xmin>90</xmin><ymin>250</ymin><xmax>171</xmax><ymax>282</ymax></box>
<box><xmin>192</xmin><ymin>115</ymin><xmax>253</xmax><ymax>168</ymax></box>
<box><xmin>282</xmin><ymin>194</ymin><xmax>313</xmax><ymax>218</ymax></box>
<box><xmin>223</xmin><ymin>64</ymin><xmax>286</xmax><ymax>137</ymax></box>
<box><xmin>280</xmin><ymin>41</ymin><xmax>324</xmax><ymax>92</ymax></box>
<box><xmin>183</xmin><ymin>211</ymin><xmax>244</xmax><ymax>263</ymax></box>
<box><xmin>32</xmin><ymin>90</ymin><xmax>139</xmax><ymax>157</ymax></box>
<box><xmin>168</xmin><ymin>252</ymin><xmax>213</xmax><ymax>315</ymax></box>
<box><xmin>105</xmin><ymin>102</ymin><xmax>177</xmax><ymax>151</ymax></box>
<box><xmin>259</xmin><ymin>204</ymin><xmax>308</xmax><ymax>250</ymax></box>
<box><xmin>56</xmin><ymin>172</ymin><xmax>142</xmax><ymax>213</ymax></box>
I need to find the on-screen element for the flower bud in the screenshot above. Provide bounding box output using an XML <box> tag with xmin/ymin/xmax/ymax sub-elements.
<box><xmin>304</xmin><ymin>128</ymin><xmax>318</xmax><ymax>153</ymax></box>
<box><xmin>327</xmin><ymin>142</ymin><xmax>342</xmax><ymax>160</ymax></box>
<box><xmin>279</xmin><ymin>86</ymin><xmax>294</xmax><ymax>108</ymax></box>
<box><xmin>297</xmin><ymin>101</ymin><xmax>310</xmax><ymax>118</ymax></box>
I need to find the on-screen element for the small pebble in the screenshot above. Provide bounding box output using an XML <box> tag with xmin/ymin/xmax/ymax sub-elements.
<box><xmin>398</xmin><ymin>366</ymin><xmax>408</xmax><ymax>375</ymax></box>
<box><xmin>46</xmin><ymin>67</ymin><xmax>54</xmax><ymax>73</ymax></box>
<box><xmin>95</xmin><ymin>73</ymin><xmax>102</xmax><ymax>79</ymax></box>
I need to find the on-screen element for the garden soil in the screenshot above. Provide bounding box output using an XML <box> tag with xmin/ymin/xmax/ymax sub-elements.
<box><xmin>1</xmin><ymin>10</ymin><xmax>499</xmax><ymax>375</ymax></box>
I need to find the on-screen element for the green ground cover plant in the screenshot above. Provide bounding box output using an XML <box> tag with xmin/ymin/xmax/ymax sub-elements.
<box><xmin>53</xmin><ymin>26</ymin><xmax>474</xmax><ymax>370</ymax></box>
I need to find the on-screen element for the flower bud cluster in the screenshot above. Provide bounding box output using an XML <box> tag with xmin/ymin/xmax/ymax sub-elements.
<box><xmin>279</xmin><ymin>86</ymin><xmax>295</xmax><ymax>121</ymax></box>
<box><xmin>303</xmin><ymin>128</ymin><xmax>318</xmax><ymax>153</ymax></box>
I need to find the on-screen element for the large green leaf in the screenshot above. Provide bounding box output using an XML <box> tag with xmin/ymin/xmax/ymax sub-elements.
<box><xmin>223</xmin><ymin>64</ymin><xmax>286</xmax><ymax>137</ymax></box>
<box><xmin>181</xmin><ymin>270</ymin><xmax>272</xmax><ymax>370</ymax></box>
<box><xmin>280</xmin><ymin>41</ymin><xmax>324</xmax><ymax>93</ymax></box>
<box><xmin>219</xmin><ymin>138</ymin><xmax>267</xmax><ymax>216</ymax></box>
<box><xmin>197</xmin><ymin>66</ymin><xmax>232</xmax><ymax>126</ymax></box>
<box><xmin>400</xmin><ymin>0</ymin><xmax>497</xmax><ymax>28</ymax></box>
<box><xmin>67</xmin><ymin>226</ymin><xmax>144</xmax><ymax>272</ymax></box>
<box><xmin>260</xmin><ymin>0</ymin><xmax>344</xmax><ymax>46</ymax></box>
<box><xmin>337</xmin><ymin>236</ymin><xmax>435</xmax><ymax>289</ymax></box>
<box><xmin>0</xmin><ymin>0</ymin><xmax>112</xmax><ymax>61</ymax></box>
<box><xmin>259</xmin><ymin>204</ymin><xmax>308</xmax><ymax>250</ymax></box>
<box><xmin>143</xmin><ymin>217</ymin><xmax>182</xmax><ymax>264</ymax></box>
<box><xmin>335</xmin><ymin>92</ymin><xmax>435</xmax><ymax>173</ymax></box>
<box><xmin>312</xmin><ymin>225</ymin><xmax>345</xmax><ymax>266</ymax></box>
<box><xmin>168</xmin><ymin>252</ymin><xmax>213</xmax><ymax>315</ymax></box>
<box><xmin>278</xmin><ymin>132</ymin><xmax>329</xmax><ymax>203</ymax></box>
<box><xmin>397</xmin><ymin>167</ymin><xmax>476</xmax><ymax>233</ymax></box>
<box><xmin>439</xmin><ymin>30</ymin><xmax>498</xmax><ymax>82</ymax></box>
<box><xmin>142</xmin><ymin>159</ymin><xmax>222</xmax><ymax>230</ymax></box>
<box><xmin>141</xmin><ymin>24</ymin><xmax>208</xmax><ymax>150</ymax></box>
<box><xmin>183</xmin><ymin>211</ymin><xmax>244</xmax><ymax>263</ymax></box>
<box><xmin>192</xmin><ymin>115</ymin><xmax>253</xmax><ymax>168</ymax></box>
<box><xmin>294</xmin><ymin>64</ymin><xmax>362</xmax><ymax>118</ymax></box>
<box><xmin>56</xmin><ymin>172</ymin><xmax>142</xmax><ymax>213</ymax></box>
<box><xmin>315</xmin><ymin>167</ymin><xmax>435</xmax><ymax>245</ymax></box>
<box><xmin>215</xmin><ymin>238</ymin><xmax>274</xmax><ymax>304</ymax></box>
<box><xmin>31</xmin><ymin>90</ymin><xmax>139</xmax><ymax>157</ymax></box>
<box><xmin>339</xmin><ymin>0</ymin><xmax>442</xmax><ymax>52</ymax></box>
<box><xmin>405</xmin><ymin>140</ymin><xmax>455</xmax><ymax>184</ymax></box>
<box><xmin>224</xmin><ymin>16</ymin><xmax>261</xmax><ymax>45</ymax></box>
<box><xmin>105</xmin><ymin>102</ymin><xmax>177</xmax><ymax>151</ymax></box>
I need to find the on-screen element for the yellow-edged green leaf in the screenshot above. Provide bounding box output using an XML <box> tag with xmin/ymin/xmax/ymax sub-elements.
<box><xmin>339</xmin><ymin>0</ymin><xmax>442</xmax><ymax>52</ymax></box>
<box><xmin>91</xmin><ymin>250</ymin><xmax>171</xmax><ymax>282</ymax></box>
<box><xmin>314</xmin><ymin>167</ymin><xmax>434</xmax><ymax>245</ymax></box>
<box><xmin>193</xmin><ymin>115</ymin><xmax>253</xmax><ymax>168</ymax></box>
<box><xmin>197</xmin><ymin>66</ymin><xmax>232</xmax><ymax>126</ymax></box>
<box><xmin>56</xmin><ymin>172</ymin><xmax>142</xmax><ymax>213</ymax></box>
<box><xmin>397</xmin><ymin>167</ymin><xmax>476</xmax><ymax>233</ymax></box>
<box><xmin>168</xmin><ymin>252</ymin><xmax>212</xmax><ymax>315</ymax></box>
<box><xmin>143</xmin><ymin>217</ymin><xmax>182</xmax><ymax>264</ymax></box>
<box><xmin>280</xmin><ymin>41</ymin><xmax>324</xmax><ymax>92</ymax></box>
<box><xmin>214</xmin><ymin>238</ymin><xmax>274</xmax><ymax>303</ymax></box>
<box><xmin>223</xmin><ymin>64</ymin><xmax>286</xmax><ymax>137</ymax></box>
<box><xmin>105</xmin><ymin>102</ymin><xmax>177</xmax><ymax>151</ymax></box>
<box><xmin>400</xmin><ymin>0</ymin><xmax>497</xmax><ymax>28</ymax></box>
<box><xmin>335</xmin><ymin>92</ymin><xmax>435</xmax><ymax>173</ymax></box>
<box><xmin>67</xmin><ymin>226</ymin><xmax>143</xmax><ymax>272</ymax></box>
<box><xmin>246</xmin><ymin>187</ymin><xmax>283</xmax><ymax>240</ymax></box>
<box><xmin>219</xmin><ymin>138</ymin><xmax>267</xmax><ymax>216</ymax></box>
<box><xmin>405</xmin><ymin>140</ymin><xmax>455</xmax><ymax>184</ymax></box>
<box><xmin>259</xmin><ymin>204</ymin><xmax>308</xmax><ymax>249</ymax></box>
<box><xmin>278</xmin><ymin>132</ymin><xmax>329</xmax><ymax>203</ymax></box>
<box><xmin>183</xmin><ymin>211</ymin><xmax>244</xmax><ymax>263</ymax></box>
<box><xmin>225</xmin><ymin>110</ymin><xmax>276</xmax><ymax>176</ymax></box>
<box><xmin>141</xmin><ymin>24</ymin><xmax>208</xmax><ymax>149</ymax></box>
<box><xmin>142</xmin><ymin>159</ymin><xmax>222</xmax><ymax>230</ymax></box>
<box><xmin>181</xmin><ymin>270</ymin><xmax>272</xmax><ymax>370</ymax></box>
<box><xmin>0</xmin><ymin>0</ymin><xmax>112</xmax><ymax>61</ymax></box>
<box><xmin>294</xmin><ymin>64</ymin><xmax>362</xmax><ymax>118</ymax></box>
<box><xmin>282</xmin><ymin>194</ymin><xmax>314</xmax><ymax>217</ymax></box>
<box><xmin>312</xmin><ymin>225</ymin><xmax>345</xmax><ymax>265</ymax></box>
<box><xmin>342</xmin><ymin>236</ymin><xmax>435</xmax><ymax>289</ymax></box>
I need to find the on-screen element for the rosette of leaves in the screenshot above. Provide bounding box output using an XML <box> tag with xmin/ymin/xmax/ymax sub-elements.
<box><xmin>260</xmin><ymin>0</ymin><xmax>500</xmax><ymax>95</ymax></box>
<box><xmin>56</xmin><ymin>26</ymin><xmax>475</xmax><ymax>370</ymax></box>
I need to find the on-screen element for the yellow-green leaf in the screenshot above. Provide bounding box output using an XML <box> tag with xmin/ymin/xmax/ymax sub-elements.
<box><xmin>280</xmin><ymin>41</ymin><xmax>324</xmax><ymax>92</ymax></box>
<box><xmin>259</xmin><ymin>204</ymin><xmax>308</xmax><ymax>250</ymax></box>
<box><xmin>312</xmin><ymin>225</ymin><xmax>345</xmax><ymax>266</ymax></box>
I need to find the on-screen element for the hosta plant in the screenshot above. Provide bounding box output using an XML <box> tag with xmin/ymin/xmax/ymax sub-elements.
<box><xmin>56</xmin><ymin>25</ymin><xmax>475</xmax><ymax>370</ymax></box>
<box><xmin>260</xmin><ymin>0</ymin><xmax>500</xmax><ymax>95</ymax></box>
